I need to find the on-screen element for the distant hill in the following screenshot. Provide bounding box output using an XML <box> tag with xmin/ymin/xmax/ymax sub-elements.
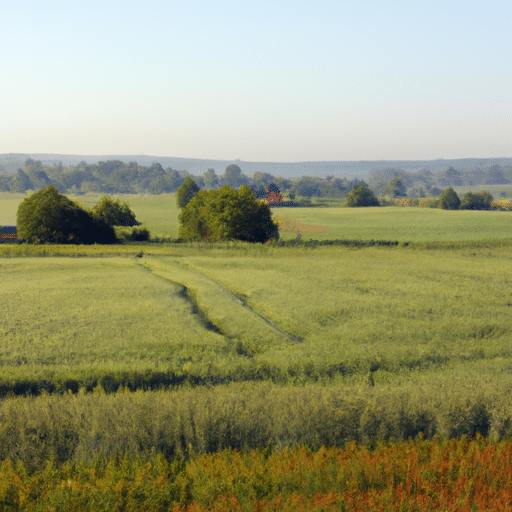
<box><xmin>2</xmin><ymin>153</ymin><xmax>512</xmax><ymax>180</ymax></box>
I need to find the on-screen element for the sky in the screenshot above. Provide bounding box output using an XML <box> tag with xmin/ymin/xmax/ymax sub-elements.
<box><xmin>1</xmin><ymin>0</ymin><xmax>510</xmax><ymax>162</ymax></box>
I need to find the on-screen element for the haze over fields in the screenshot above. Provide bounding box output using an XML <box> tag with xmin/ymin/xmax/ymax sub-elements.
<box><xmin>3</xmin><ymin>154</ymin><xmax>512</xmax><ymax>180</ymax></box>
<box><xmin>1</xmin><ymin>1</ymin><xmax>510</xmax><ymax>164</ymax></box>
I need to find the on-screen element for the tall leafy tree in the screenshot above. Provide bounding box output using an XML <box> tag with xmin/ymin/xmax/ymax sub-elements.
<box><xmin>202</xmin><ymin>168</ymin><xmax>219</xmax><ymax>189</ymax></box>
<box><xmin>223</xmin><ymin>164</ymin><xmax>242</xmax><ymax>188</ymax></box>
<box><xmin>295</xmin><ymin>176</ymin><xmax>321</xmax><ymax>198</ymax></box>
<box><xmin>483</xmin><ymin>165</ymin><xmax>509</xmax><ymax>185</ymax></box>
<box><xmin>167</xmin><ymin>170</ymin><xmax>185</xmax><ymax>191</ymax></box>
<box><xmin>438</xmin><ymin>187</ymin><xmax>461</xmax><ymax>210</ymax></box>
<box><xmin>383</xmin><ymin>177</ymin><xmax>407</xmax><ymax>197</ymax></box>
<box><xmin>252</xmin><ymin>171</ymin><xmax>275</xmax><ymax>187</ymax></box>
<box><xmin>178</xmin><ymin>185</ymin><xmax>279</xmax><ymax>243</ymax></box>
<box><xmin>445</xmin><ymin>166</ymin><xmax>464</xmax><ymax>186</ymax></box>
<box><xmin>24</xmin><ymin>168</ymin><xmax>51</xmax><ymax>190</ymax></box>
<box><xmin>176</xmin><ymin>177</ymin><xmax>200</xmax><ymax>208</ymax></box>
<box><xmin>16</xmin><ymin>185</ymin><xmax>117</xmax><ymax>244</ymax></box>
<box><xmin>10</xmin><ymin>169</ymin><xmax>34</xmax><ymax>193</ymax></box>
<box><xmin>92</xmin><ymin>196</ymin><xmax>140</xmax><ymax>226</ymax></box>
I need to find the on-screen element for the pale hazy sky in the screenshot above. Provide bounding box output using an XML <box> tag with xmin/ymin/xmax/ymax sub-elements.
<box><xmin>1</xmin><ymin>0</ymin><xmax>510</xmax><ymax>162</ymax></box>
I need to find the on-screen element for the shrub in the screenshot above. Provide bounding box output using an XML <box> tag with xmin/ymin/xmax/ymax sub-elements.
<box><xmin>127</xmin><ymin>227</ymin><xmax>150</xmax><ymax>241</ymax></box>
<box><xmin>91</xmin><ymin>196</ymin><xmax>140</xmax><ymax>226</ymax></box>
<box><xmin>438</xmin><ymin>187</ymin><xmax>461</xmax><ymax>210</ymax></box>
<box><xmin>16</xmin><ymin>185</ymin><xmax>117</xmax><ymax>244</ymax></box>
<box><xmin>179</xmin><ymin>185</ymin><xmax>279</xmax><ymax>243</ymax></box>
<box><xmin>460</xmin><ymin>191</ymin><xmax>493</xmax><ymax>210</ymax></box>
<box><xmin>346</xmin><ymin>184</ymin><xmax>380</xmax><ymax>207</ymax></box>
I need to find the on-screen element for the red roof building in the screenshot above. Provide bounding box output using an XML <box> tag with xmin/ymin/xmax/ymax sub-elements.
<box><xmin>265</xmin><ymin>191</ymin><xmax>283</xmax><ymax>203</ymax></box>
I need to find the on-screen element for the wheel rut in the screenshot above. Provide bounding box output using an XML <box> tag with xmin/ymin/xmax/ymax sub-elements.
<box><xmin>177</xmin><ymin>261</ymin><xmax>304</xmax><ymax>343</ymax></box>
<box><xmin>136</xmin><ymin>258</ymin><xmax>302</xmax><ymax>343</ymax></box>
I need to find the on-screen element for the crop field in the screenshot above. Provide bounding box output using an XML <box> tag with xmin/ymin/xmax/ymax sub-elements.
<box><xmin>4</xmin><ymin>191</ymin><xmax>512</xmax><ymax>243</ymax></box>
<box><xmin>3</xmin><ymin>191</ymin><xmax>512</xmax><ymax>508</ymax></box>
<box><xmin>3</xmin><ymin>245</ymin><xmax>512</xmax><ymax>391</ymax></box>
<box><xmin>272</xmin><ymin>206</ymin><xmax>512</xmax><ymax>241</ymax></box>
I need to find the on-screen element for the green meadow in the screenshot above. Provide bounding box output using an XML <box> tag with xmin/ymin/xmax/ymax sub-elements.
<box><xmin>4</xmin><ymin>192</ymin><xmax>512</xmax><ymax>243</ymax></box>
<box><xmin>3</xmin><ymin>243</ymin><xmax>512</xmax><ymax>391</ymax></box>
<box><xmin>2</xmin><ymin>191</ymin><xmax>512</xmax><ymax>476</ymax></box>
<box><xmin>272</xmin><ymin>206</ymin><xmax>512</xmax><ymax>241</ymax></box>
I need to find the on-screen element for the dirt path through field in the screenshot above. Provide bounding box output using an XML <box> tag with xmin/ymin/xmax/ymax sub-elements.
<box><xmin>176</xmin><ymin>260</ymin><xmax>303</xmax><ymax>343</ymax></box>
<box><xmin>273</xmin><ymin>215</ymin><xmax>328</xmax><ymax>233</ymax></box>
<box><xmin>136</xmin><ymin>257</ymin><xmax>302</xmax><ymax>343</ymax></box>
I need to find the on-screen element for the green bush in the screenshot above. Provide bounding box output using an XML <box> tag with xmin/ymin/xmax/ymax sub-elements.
<box><xmin>438</xmin><ymin>187</ymin><xmax>461</xmax><ymax>210</ymax></box>
<box><xmin>16</xmin><ymin>185</ymin><xmax>117</xmax><ymax>244</ymax></box>
<box><xmin>178</xmin><ymin>185</ymin><xmax>279</xmax><ymax>243</ymax></box>
<box><xmin>127</xmin><ymin>227</ymin><xmax>151</xmax><ymax>241</ymax></box>
<box><xmin>460</xmin><ymin>191</ymin><xmax>493</xmax><ymax>210</ymax></box>
<box><xmin>91</xmin><ymin>196</ymin><xmax>140</xmax><ymax>226</ymax></box>
<box><xmin>346</xmin><ymin>184</ymin><xmax>380</xmax><ymax>207</ymax></box>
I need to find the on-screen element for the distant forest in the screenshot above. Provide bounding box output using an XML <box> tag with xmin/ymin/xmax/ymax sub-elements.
<box><xmin>1</xmin><ymin>158</ymin><xmax>512</xmax><ymax>199</ymax></box>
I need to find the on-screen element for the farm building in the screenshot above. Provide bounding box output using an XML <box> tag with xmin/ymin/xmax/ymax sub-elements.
<box><xmin>265</xmin><ymin>191</ymin><xmax>283</xmax><ymax>203</ymax></box>
<box><xmin>0</xmin><ymin>226</ymin><xmax>18</xmax><ymax>241</ymax></box>
<box><xmin>250</xmin><ymin>184</ymin><xmax>284</xmax><ymax>204</ymax></box>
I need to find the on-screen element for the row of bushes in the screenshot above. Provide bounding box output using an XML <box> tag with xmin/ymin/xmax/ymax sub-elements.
<box><xmin>382</xmin><ymin>189</ymin><xmax>512</xmax><ymax>210</ymax></box>
<box><xmin>0</xmin><ymin>377</ymin><xmax>508</xmax><ymax>473</ymax></box>
<box><xmin>269</xmin><ymin>238</ymin><xmax>402</xmax><ymax>248</ymax></box>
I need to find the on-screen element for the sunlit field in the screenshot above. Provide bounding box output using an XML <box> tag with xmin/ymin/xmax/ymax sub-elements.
<box><xmin>3</xmin><ymin>191</ymin><xmax>512</xmax><ymax>508</ymax></box>
<box><xmin>272</xmin><ymin>206</ymin><xmax>512</xmax><ymax>242</ymax></box>
<box><xmin>3</xmin><ymin>192</ymin><xmax>512</xmax><ymax>243</ymax></box>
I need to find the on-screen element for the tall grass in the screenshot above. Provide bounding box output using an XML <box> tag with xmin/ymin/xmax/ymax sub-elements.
<box><xmin>3</xmin><ymin>246</ymin><xmax>512</xmax><ymax>394</ymax></box>
<box><xmin>0</xmin><ymin>368</ymin><xmax>511</xmax><ymax>473</ymax></box>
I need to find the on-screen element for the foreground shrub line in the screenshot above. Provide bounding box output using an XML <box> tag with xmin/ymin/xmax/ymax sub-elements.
<box><xmin>0</xmin><ymin>379</ymin><xmax>509</xmax><ymax>476</ymax></box>
<box><xmin>3</xmin><ymin>237</ymin><xmax>512</xmax><ymax>256</ymax></box>
<box><xmin>0</xmin><ymin>435</ymin><xmax>510</xmax><ymax>511</ymax></box>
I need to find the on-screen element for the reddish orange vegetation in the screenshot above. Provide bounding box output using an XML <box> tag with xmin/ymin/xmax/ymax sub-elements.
<box><xmin>1</xmin><ymin>435</ymin><xmax>510</xmax><ymax>510</ymax></box>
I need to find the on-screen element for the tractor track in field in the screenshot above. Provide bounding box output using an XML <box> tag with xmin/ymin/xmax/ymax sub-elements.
<box><xmin>135</xmin><ymin>259</ymin><xmax>225</xmax><ymax>336</ymax></box>
<box><xmin>176</xmin><ymin>261</ymin><xmax>304</xmax><ymax>343</ymax></box>
<box><xmin>136</xmin><ymin>258</ymin><xmax>303</xmax><ymax>343</ymax></box>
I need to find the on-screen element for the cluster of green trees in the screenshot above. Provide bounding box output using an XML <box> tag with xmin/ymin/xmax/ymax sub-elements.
<box><xmin>0</xmin><ymin>158</ymin><xmax>369</xmax><ymax>199</ymax></box>
<box><xmin>438</xmin><ymin>187</ymin><xmax>494</xmax><ymax>210</ymax></box>
<box><xmin>367</xmin><ymin>164</ymin><xmax>512</xmax><ymax>198</ymax></box>
<box><xmin>177</xmin><ymin>182</ymin><xmax>279</xmax><ymax>243</ymax></box>
<box><xmin>1</xmin><ymin>158</ymin><xmax>511</xmax><ymax>200</ymax></box>
<box><xmin>16</xmin><ymin>185</ymin><xmax>140</xmax><ymax>244</ymax></box>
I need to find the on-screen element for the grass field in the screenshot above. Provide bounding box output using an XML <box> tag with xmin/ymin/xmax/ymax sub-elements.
<box><xmin>3</xmin><ymin>244</ymin><xmax>512</xmax><ymax>387</ymax></box>
<box><xmin>272</xmin><ymin>206</ymin><xmax>512</xmax><ymax>241</ymax></box>
<box><xmin>3</xmin><ymin>191</ymin><xmax>512</xmax><ymax>508</ymax></box>
<box><xmin>3</xmin><ymin>191</ymin><xmax>512</xmax><ymax>243</ymax></box>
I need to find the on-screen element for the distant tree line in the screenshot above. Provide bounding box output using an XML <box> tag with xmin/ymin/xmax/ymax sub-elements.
<box><xmin>366</xmin><ymin>165</ymin><xmax>512</xmax><ymax>199</ymax></box>
<box><xmin>1</xmin><ymin>158</ymin><xmax>511</xmax><ymax>203</ymax></box>
<box><xmin>0</xmin><ymin>159</ymin><xmax>370</xmax><ymax>199</ymax></box>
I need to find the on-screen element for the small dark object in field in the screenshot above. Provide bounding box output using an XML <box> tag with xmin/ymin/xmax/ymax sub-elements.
<box><xmin>135</xmin><ymin>252</ymin><xmax>143</xmax><ymax>258</ymax></box>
